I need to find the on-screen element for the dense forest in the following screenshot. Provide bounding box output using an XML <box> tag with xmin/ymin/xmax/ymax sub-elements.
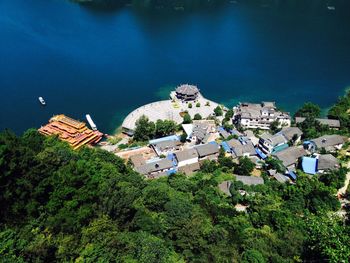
<box><xmin>1</xmin><ymin>92</ymin><xmax>350</xmax><ymax>261</ymax></box>
<box><xmin>2</xmin><ymin>93</ymin><xmax>350</xmax><ymax>261</ymax></box>
<box><xmin>1</xmin><ymin>127</ymin><xmax>350</xmax><ymax>261</ymax></box>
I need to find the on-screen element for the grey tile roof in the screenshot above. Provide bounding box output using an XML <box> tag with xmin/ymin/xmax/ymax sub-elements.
<box><xmin>218</xmin><ymin>181</ymin><xmax>232</xmax><ymax>196</ymax></box>
<box><xmin>175</xmin><ymin>148</ymin><xmax>199</xmax><ymax>162</ymax></box>
<box><xmin>135</xmin><ymin>159</ymin><xmax>173</xmax><ymax>175</ymax></box>
<box><xmin>175</xmin><ymin>84</ymin><xmax>199</xmax><ymax>96</ymax></box>
<box><xmin>318</xmin><ymin>154</ymin><xmax>339</xmax><ymax>171</ymax></box>
<box><xmin>228</xmin><ymin>139</ymin><xmax>256</xmax><ymax>157</ymax></box>
<box><xmin>280</xmin><ymin>127</ymin><xmax>303</xmax><ymax>141</ymax></box>
<box><xmin>273</xmin><ymin>147</ymin><xmax>307</xmax><ymax>167</ymax></box>
<box><xmin>234</xmin><ymin>175</ymin><xmax>264</xmax><ymax>185</ymax></box>
<box><xmin>178</xmin><ymin>162</ymin><xmax>200</xmax><ymax>175</ymax></box>
<box><xmin>152</xmin><ymin>140</ymin><xmax>181</xmax><ymax>152</ymax></box>
<box><xmin>192</xmin><ymin>124</ymin><xmax>209</xmax><ymax>142</ymax></box>
<box><xmin>274</xmin><ymin>173</ymin><xmax>289</xmax><ymax>183</ymax></box>
<box><xmin>295</xmin><ymin>117</ymin><xmax>341</xmax><ymax>128</ymax></box>
<box><xmin>311</xmin><ymin>135</ymin><xmax>346</xmax><ymax>149</ymax></box>
<box><xmin>219</xmin><ymin>129</ymin><xmax>230</xmax><ymax>139</ymax></box>
<box><xmin>237</xmin><ymin>102</ymin><xmax>290</xmax><ymax>122</ymax></box>
<box><xmin>195</xmin><ymin>143</ymin><xmax>219</xmax><ymax>157</ymax></box>
<box><xmin>260</xmin><ymin>132</ymin><xmax>287</xmax><ymax>146</ymax></box>
<box><xmin>129</xmin><ymin>154</ymin><xmax>145</xmax><ymax>167</ymax></box>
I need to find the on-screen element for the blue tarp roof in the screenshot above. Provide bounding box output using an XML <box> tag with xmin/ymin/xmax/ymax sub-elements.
<box><xmin>255</xmin><ymin>148</ymin><xmax>267</xmax><ymax>159</ymax></box>
<box><xmin>149</xmin><ymin>135</ymin><xmax>179</xmax><ymax>145</ymax></box>
<box><xmin>221</xmin><ymin>141</ymin><xmax>231</xmax><ymax>152</ymax></box>
<box><xmin>302</xmin><ymin>157</ymin><xmax>317</xmax><ymax>175</ymax></box>
<box><xmin>167</xmin><ymin>168</ymin><xmax>177</xmax><ymax>175</ymax></box>
<box><xmin>167</xmin><ymin>153</ymin><xmax>177</xmax><ymax>166</ymax></box>
<box><xmin>208</xmin><ymin>141</ymin><xmax>218</xmax><ymax>146</ymax></box>
<box><xmin>167</xmin><ymin>153</ymin><xmax>174</xmax><ymax>160</ymax></box>
<box><xmin>287</xmin><ymin>170</ymin><xmax>297</xmax><ymax>180</ymax></box>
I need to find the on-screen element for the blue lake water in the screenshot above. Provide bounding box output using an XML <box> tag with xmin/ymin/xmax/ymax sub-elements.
<box><xmin>1</xmin><ymin>0</ymin><xmax>350</xmax><ymax>134</ymax></box>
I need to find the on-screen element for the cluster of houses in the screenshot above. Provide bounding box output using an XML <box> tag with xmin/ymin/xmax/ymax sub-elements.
<box><xmin>127</xmin><ymin>118</ymin><xmax>345</xmax><ymax>182</ymax></box>
<box><xmin>233</xmin><ymin>101</ymin><xmax>291</xmax><ymax>130</ymax></box>
<box><xmin>122</xmin><ymin>87</ymin><xmax>345</xmax><ymax>184</ymax></box>
<box><xmin>130</xmin><ymin>137</ymin><xmax>220</xmax><ymax>179</ymax></box>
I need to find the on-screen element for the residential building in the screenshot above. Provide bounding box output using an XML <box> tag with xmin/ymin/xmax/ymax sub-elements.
<box><xmin>218</xmin><ymin>181</ymin><xmax>232</xmax><ymax>196</ymax></box>
<box><xmin>258</xmin><ymin>127</ymin><xmax>303</xmax><ymax>155</ymax></box>
<box><xmin>272</xmin><ymin>146</ymin><xmax>307</xmax><ymax>170</ymax></box>
<box><xmin>318</xmin><ymin>154</ymin><xmax>340</xmax><ymax>172</ymax></box>
<box><xmin>234</xmin><ymin>175</ymin><xmax>264</xmax><ymax>186</ymax></box>
<box><xmin>306</xmin><ymin>134</ymin><xmax>346</xmax><ymax>152</ymax></box>
<box><xmin>302</xmin><ymin>154</ymin><xmax>340</xmax><ymax>175</ymax></box>
<box><xmin>227</xmin><ymin>138</ymin><xmax>256</xmax><ymax>158</ymax></box>
<box><xmin>195</xmin><ymin>143</ymin><xmax>220</xmax><ymax>161</ymax></box>
<box><xmin>233</xmin><ymin>102</ymin><xmax>291</xmax><ymax>130</ymax></box>
<box><xmin>244</xmin><ymin>130</ymin><xmax>259</xmax><ymax>146</ymax></box>
<box><xmin>295</xmin><ymin>117</ymin><xmax>341</xmax><ymax>129</ymax></box>
<box><xmin>268</xmin><ymin>169</ymin><xmax>289</xmax><ymax>183</ymax></box>
<box><xmin>279</xmin><ymin>127</ymin><xmax>303</xmax><ymax>143</ymax></box>
<box><xmin>218</xmin><ymin>127</ymin><xmax>231</xmax><ymax>139</ymax></box>
<box><xmin>258</xmin><ymin>132</ymin><xmax>288</xmax><ymax>155</ymax></box>
<box><xmin>135</xmin><ymin>159</ymin><xmax>174</xmax><ymax>178</ymax></box>
<box><xmin>182</xmin><ymin>122</ymin><xmax>211</xmax><ymax>144</ymax></box>
<box><xmin>151</xmin><ymin>140</ymin><xmax>182</xmax><ymax>156</ymax></box>
<box><xmin>174</xmin><ymin>148</ymin><xmax>199</xmax><ymax>167</ymax></box>
<box><xmin>178</xmin><ymin>162</ymin><xmax>201</xmax><ymax>175</ymax></box>
<box><xmin>129</xmin><ymin>154</ymin><xmax>146</xmax><ymax>168</ymax></box>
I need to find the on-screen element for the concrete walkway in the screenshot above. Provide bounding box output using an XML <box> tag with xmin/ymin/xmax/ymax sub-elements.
<box><xmin>122</xmin><ymin>95</ymin><xmax>223</xmax><ymax>131</ymax></box>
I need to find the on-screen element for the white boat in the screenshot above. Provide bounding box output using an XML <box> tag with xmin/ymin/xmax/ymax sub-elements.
<box><xmin>38</xmin><ymin>96</ymin><xmax>46</xmax><ymax>105</ymax></box>
<box><xmin>327</xmin><ymin>6</ymin><xmax>335</xmax><ymax>10</ymax></box>
<box><xmin>86</xmin><ymin>114</ymin><xmax>97</xmax><ymax>130</ymax></box>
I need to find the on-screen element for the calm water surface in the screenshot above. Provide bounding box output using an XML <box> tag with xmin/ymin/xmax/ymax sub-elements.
<box><xmin>1</xmin><ymin>0</ymin><xmax>350</xmax><ymax>134</ymax></box>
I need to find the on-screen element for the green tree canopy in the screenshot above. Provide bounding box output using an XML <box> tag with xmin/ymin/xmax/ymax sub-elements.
<box><xmin>214</xmin><ymin>106</ymin><xmax>223</xmax><ymax>116</ymax></box>
<box><xmin>183</xmin><ymin>113</ymin><xmax>192</xmax><ymax>124</ymax></box>
<box><xmin>133</xmin><ymin>115</ymin><xmax>155</xmax><ymax>141</ymax></box>
<box><xmin>294</xmin><ymin>102</ymin><xmax>321</xmax><ymax>118</ymax></box>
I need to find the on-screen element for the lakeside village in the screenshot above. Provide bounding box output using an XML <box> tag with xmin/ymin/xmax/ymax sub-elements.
<box><xmin>38</xmin><ymin>84</ymin><xmax>350</xmax><ymax>210</ymax></box>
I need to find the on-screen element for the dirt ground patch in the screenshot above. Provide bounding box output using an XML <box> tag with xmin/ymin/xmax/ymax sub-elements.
<box><xmin>116</xmin><ymin>146</ymin><xmax>157</xmax><ymax>161</ymax></box>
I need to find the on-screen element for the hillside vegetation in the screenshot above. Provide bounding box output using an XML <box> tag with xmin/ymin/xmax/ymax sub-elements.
<box><xmin>1</xmin><ymin>128</ymin><xmax>350</xmax><ymax>262</ymax></box>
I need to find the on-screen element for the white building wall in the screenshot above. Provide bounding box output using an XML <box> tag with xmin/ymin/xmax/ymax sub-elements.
<box><xmin>178</xmin><ymin>158</ymin><xmax>198</xmax><ymax>167</ymax></box>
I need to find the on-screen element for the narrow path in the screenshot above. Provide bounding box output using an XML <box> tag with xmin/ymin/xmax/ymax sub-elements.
<box><xmin>337</xmin><ymin>162</ymin><xmax>350</xmax><ymax>197</ymax></box>
<box><xmin>335</xmin><ymin>162</ymin><xmax>350</xmax><ymax>218</ymax></box>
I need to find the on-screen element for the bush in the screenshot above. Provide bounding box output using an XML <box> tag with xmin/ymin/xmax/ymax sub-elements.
<box><xmin>183</xmin><ymin>113</ymin><xmax>192</xmax><ymax>124</ymax></box>
<box><xmin>118</xmin><ymin>143</ymin><xmax>129</xmax><ymax>150</ymax></box>
<box><xmin>193</xmin><ymin>113</ymin><xmax>202</xmax><ymax>120</ymax></box>
<box><xmin>107</xmin><ymin>136</ymin><xmax>122</xmax><ymax>145</ymax></box>
<box><xmin>196</xmin><ymin>102</ymin><xmax>201</xmax><ymax>107</ymax></box>
<box><xmin>188</xmin><ymin>103</ymin><xmax>192</xmax><ymax>108</ymax></box>
<box><xmin>214</xmin><ymin>106</ymin><xmax>223</xmax><ymax>116</ymax></box>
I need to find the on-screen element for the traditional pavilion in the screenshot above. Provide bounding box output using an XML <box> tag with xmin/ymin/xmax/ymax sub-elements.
<box><xmin>175</xmin><ymin>84</ymin><xmax>199</xmax><ymax>101</ymax></box>
<box><xmin>38</xmin><ymin>114</ymin><xmax>103</xmax><ymax>150</ymax></box>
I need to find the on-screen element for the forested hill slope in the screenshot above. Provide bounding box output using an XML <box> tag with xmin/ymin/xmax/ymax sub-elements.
<box><xmin>0</xmin><ymin>129</ymin><xmax>350</xmax><ymax>262</ymax></box>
